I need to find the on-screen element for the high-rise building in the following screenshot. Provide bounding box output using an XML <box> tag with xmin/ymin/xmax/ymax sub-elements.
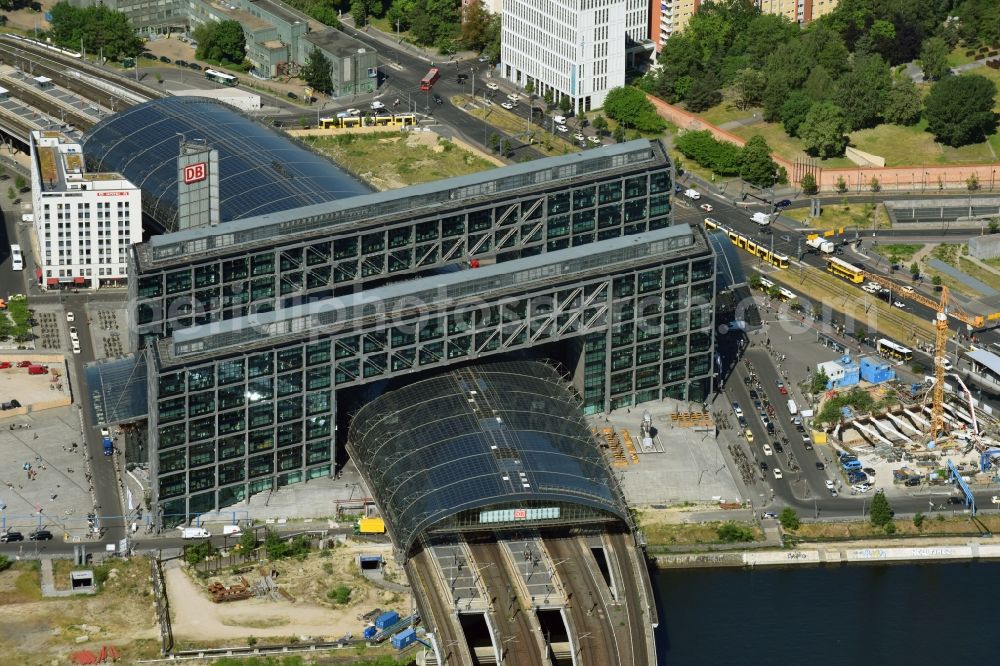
<box><xmin>501</xmin><ymin>0</ymin><xmax>650</xmax><ymax>112</ymax></box>
<box><xmin>651</xmin><ymin>0</ymin><xmax>840</xmax><ymax>52</ymax></box>
<box><xmin>28</xmin><ymin>130</ymin><xmax>143</xmax><ymax>290</ymax></box>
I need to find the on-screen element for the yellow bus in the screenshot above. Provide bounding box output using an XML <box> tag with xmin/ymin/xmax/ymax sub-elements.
<box><xmin>876</xmin><ymin>338</ymin><xmax>913</xmax><ymax>362</ymax></box>
<box><xmin>826</xmin><ymin>256</ymin><xmax>864</xmax><ymax>283</ymax></box>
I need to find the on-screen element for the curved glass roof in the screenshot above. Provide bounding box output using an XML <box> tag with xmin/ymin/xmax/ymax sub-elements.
<box><xmin>707</xmin><ymin>229</ymin><xmax>748</xmax><ymax>291</ymax></box>
<box><xmin>81</xmin><ymin>97</ymin><xmax>371</xmax><ymax>230</ymax></box>
<box><xmin>347</xmin><ymin>362</ymin><xmax>628</xmax><ymax>554</ymax></box>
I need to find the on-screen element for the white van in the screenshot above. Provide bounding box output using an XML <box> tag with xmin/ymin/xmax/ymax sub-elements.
<box><xmin>180</xmin><ymin>527</ymin><xmax>211</xmax><ymax>539</ymax></box>
<box><xmin>552</xmin><ymin>114</ymin><xmax>567</xmax><ymax>125</ymax></box>
<box><xmin>787</xmin><ymin>399</ymin><xmax>798</xmax><ymax>415</ymax></box>
<box><xmin>10</xmin><ymin>245</ymin><xmax>22</xmax><ymax>271</ymax></box>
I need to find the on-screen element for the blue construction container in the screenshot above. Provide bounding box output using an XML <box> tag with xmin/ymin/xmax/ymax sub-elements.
<box><xmin>391</xmin><ymin>627</ymin><xmax>417</xmax><ymax>650</ymax></box>
<box><xmin>860</xmin><ymin>356</ymin><xmax>895</xmax><ymax>385</ymax></box>
<box><xmin>363</xmin><ymin>625</ymin><xmax>378</xmax><ymax>639</ymax></box>
<box><xmin>375</xmin><ymin>610</ymin><xmax>399</xmax><ymax>630</ymax></box>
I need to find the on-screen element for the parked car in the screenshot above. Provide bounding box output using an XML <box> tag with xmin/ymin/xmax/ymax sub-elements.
<box><xmin>0</xmin><ymin>531</ymin><xmax>23</xmax><ymax>542</ymax></box>
<box><xmin>904</xmin><ymin>477</ymin><xmax>921</xmax><ymax>487</ymax></box>
<box><xmin>501</xmin><ymin>101</ymin><xmax>515</xmax><ymax>110</ymax></box>
<box><xmin>573</xmin><ymin>133</ymin><xmax>585</xmax><ymax>142</ymax></box>
<box><xmin>486</xmin><ymin>81</ymin><xmax>499</xmax><ymax>90</ymax></box>
<box><xmin>775</xmin><ymin>199</ymin><xmax>792</xmax><ymax>208</ymax></box>
<box><xmin>159</xmin><ymin>56</ymin><xmax>172</xmax><ymax>63</ymax></box>
<box><xmin>506</xmin><ymin>92</ymin><xmax>520</xmax><ymax>102</ymax></box>
<box><xmin>175</xmin><ymin>59</ymin><xmax>188</xmax><ymax>67</ymax></box>
<box><xmin>825</xmin><ymin>480</ymin><xmax>836</xmax><ymax>491</ymax></box>
<box><xmin>588</xmin><ymin>136</ymin><xmax>601</xmax><ymax>144</ymax></box>
<box><xmin>555</xmin><ymin>124</ymin><xmax>568</xmax><ymax>133</ymax></box>
<box><xmin>0</xmin><ymin>362</ymin><xmax>10</xmax><ymax>369</ymax></box>
<box><xmin>66</xmin><ymin>312</ymin><xmax>75</xmax><ymax>323</ymax></box>
<box><xmin>287</xmin><ymin>91</ymin><xmax>298</xmax><ymax>99</ymax></box>
<box><xmin>749</xmin><ymin>390</ymin><xmax>759</xmax><ymax>400</ymax></box>
<box><xmin>761</xmin><ymin>511</ymin><xmax>778</xmax><ymax>519</ymax></box>
<box><xmin>947</xmin><ymin>496</ymin><xmax>964</xmax><ymax>505</ymax></box>
<box><xmin>852</xmin><ymin>483</ymin><xmax>873</xmax><ymax>493</ymax></box>
<box><xmin>188</xmin><ymin>62</ymin><xmax>203</xmax><ymax>71</ymax></box>
<box><xmin>29</xmin><ymin>529</ymin><xmax>53</xmax><ymax>541</ymax></box>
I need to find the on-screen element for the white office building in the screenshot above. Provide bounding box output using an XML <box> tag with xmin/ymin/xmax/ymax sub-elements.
<box><xmin>29</xmin><ymin>131</ymin><xmax>143</xmax><ymax>290</ymax></box>
<box><xmin>501</xmin><ymin>0</ymin><xmax>648</xmax><ymax>113</ymax></box>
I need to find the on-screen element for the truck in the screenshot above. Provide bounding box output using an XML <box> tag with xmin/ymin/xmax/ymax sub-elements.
<box><xmin>27</xmin><ymin>364</ymin><xmax>47</xmax><ymax>375</ymax></box>
<box><xmin>787</xmin><ymin>399</ymin><xmax>798</xmax><ymax>415</ymax></box>
<box><xmin>102</xmin><ymin>436</ymin><xmax>113</xmax><ymax>456</ymax></box>
<box><xmin>751</xmin><ymin>212</ymin><xmax>771</xmax><ymax>225</ymax></box>
<box><xmin>180</xmin><ymin>527</ymin><xmax>211</xmax><ymax>539</ymax></box>
<box><xmin>806</xmin><ymin>237</ymin><xmax>835</xmax><ymax>254</ymax></box>
<box><xmin>356</xmin><ymin>517</ymin><xmax>386</xmax><ymax>535</ymax></box>
<box><xmin>683</xmin><ymin>188</ymin><xmax>701</xmax><ymax>200</ymax></box>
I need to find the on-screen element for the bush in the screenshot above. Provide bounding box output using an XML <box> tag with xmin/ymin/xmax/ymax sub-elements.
<box><xmin>263</xmin><ymin>530</ymin><xmax>311</xmax><ymax>560</ymax></box>
<box><xmin>327</xmin><ymin>584</ymin><xmax>352</xmax><ymax>604</ymax></box>
<box><xmin>716</xmin><ymin>522</ymin><xmax>755</xmax><ymax>543</ymax></box>
<box><xmin>779</xmin><ymin>507</ymin><xmax>800</xmax><ymax>531</ymax></box>
<box><xmin>184</xmin><ymin>540</ymin><xmax>216</xmax><ymax>565</ymax></box>
<box><xmin>674</xmin><ymin>130</ymin><xmax>743</xmax><ymax>176</ymax></box>
<box><xmin>913</xmin><ymin>512</ymin><xmax>925</xmax><ymax>530</ymax></box>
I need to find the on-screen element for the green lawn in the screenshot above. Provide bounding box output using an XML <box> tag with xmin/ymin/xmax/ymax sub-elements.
<box><xmin>729</xmin><ymin>121</ymin><xmax>854</xmax><ymax>168</ymax></box>
<box><xmin>873</xmin><ymin>244</ymin><xmax>924</xmax><ymax>264</ymax></box>
<box><xmin>947</xmin><ymin>45</ymin><xmax>984</xmax><ymax>67</ymax></box>
<box><xmin>699</xmin><ymin>101</ymin><xmax>759</xmax><ymax>127</ymax></box>
<box><xmin>849</xmin><ymin>119</ymin><xmax>997</xmax><ymax>165</ymax></box>
<box><xmin>783</xmin><ymin>203</ymin><xmax>887</xmax><ymax>231</ymax></box>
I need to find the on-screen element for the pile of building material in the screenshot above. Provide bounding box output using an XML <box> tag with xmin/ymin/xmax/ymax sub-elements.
<box><xmin>207</xmin><ymin>577</ymin><xmax>252</xmax><ymax>603</ymax></box>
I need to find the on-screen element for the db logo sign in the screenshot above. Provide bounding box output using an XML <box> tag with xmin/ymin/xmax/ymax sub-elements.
<box><xmin>183</xmin><ymin>162</ymin><xmax>207</xmax><ymax>184</ymax></box>
<box><xmin>513</xmin><ymin>509</ymin><xmax>527</xmax><ymax>520</ymax></box>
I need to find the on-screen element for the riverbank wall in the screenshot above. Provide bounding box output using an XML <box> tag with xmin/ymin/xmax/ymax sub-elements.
<box><xmin>654</xmin><ymin>541</ymin><xmax>1000</xmax><ymax>569</ymax></box>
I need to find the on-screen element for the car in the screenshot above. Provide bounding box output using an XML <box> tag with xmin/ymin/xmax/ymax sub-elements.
<box><xmin>815</xmin><ymin>462</ymin><xmax>825</xmax><ymax>470</ymax></box>
<box><xmin>371</xmin><ymin>101</ymin><xmax>386</xmax><ymax>110</ymax></box>
<box><xmin>573</xmin><ymin>133</ymin><xmax>585</xmax><ymax>141</ymax></box>
<box><xmin>66</xmin><ymin>312</ymin><xmax>75</xmax><ymax>323</ymax></box>
<box><xmin>775</xmin><ymin>199</ymin><xmax>792</xmax><ymax>208</ymax></box>
<box><xmin>773</xmin><ymin>468</ymin><xmax>783</xmax><ymax>479</ymax></box>
<box><xmin>346</xmin><ymin>108</ymin><xmax>361</xmax><ymax>116</ymax></box>
<box><xmin>433</xmin><ymin>94</ymin><xmax>443</xmax><ymax>105</ymax></box>
<box><xmin>588</xmin><ymin>136</ymin><xmax>601</xmax><ymax>144</ymax></box>
<box><xmin>737</xmin><ymin>416</ymin><xmax>748</xmax><ymax>428</ymax></box>
<box><xmin>507</xmin><ymin>92</ymin><xmax>520</xmax><ymax>102</ymax></box>
<box><xmin>189</xmin><ymin>62</ymin><xmax>203</xmax><ymax>71</ymax></box>
<box><xmin>776</xmin><ymin>382</ymin><xmax>788</xmax><ymax>395</ymax></box>
<box><xmin>773</xmin><ymin>440</ymin><xmax>783</xmax><ymax>453</ymax></box>
<box><xmin>732</xmin><ymin>402</ymin><xmax>743</xmax><ymax>417</ymax></box>
<box><xmin>947</xmin><ymin>496</ymin><xmax>964</xmax><ymax>505</ymax></box>
<box><xmin>478</xmin><ymin>55</ymin><xmax>491</xmax><ymax>62</ymax></box>
<box><xmin>175</xmin><ymin>59</ymin><xmax>188</xmax><ymax>67</ymax></box>
<box><xmin>761</xmin><ymin>511</ymin><xmax>778</xmax><ymax>519</ymax></box>
<box><xmin>744</xmin><ymin>429</ymin><xmax>754</xmax><ymax>443</ymax></box>
<box><xmin>893</xmin><ymin>301</ymin><xmax>906</xmax><ymax>308</ymax></box>
<box><xmin>759</xmin><ymin>461</ymin><xmax>769</xmax><ymax>471</ymax></box>
<box><xmin>486</xmin><ymin>81</ymin><xmax>499</xmax><ymax>90</ymax></box>
<box><xmin>803</xmin><ymin>440</ymin><xmax>814</xmax><ymax>451</ymax></box>
<box><xmin>0</xmin><ymin>531</ymin><xmax>23</xmax><ymax>542</ymax></box>
<box><xmin>69</xmin><ymin>326</ymin><xmax>78</xmax><ymax>340</ymax></box>
<box><xmin>456</xmin><ymin>74</ymin><xmax>468</xmax><ymax>83</ymax></box>
<box><xmin>159</xmin><ymin>56</ymin><xmax>172</xmax><ymax>63</ymax></box>
<box><xmin>29</xmin><ymin>529</ymin><xmax>53</xmax><ymax>541</ymax></box>
<box><xmin>72</xmin><ymin>341</ymin><xmax>81</xmax><ymax>354</ymax></box>
<box><xmin>552</xmin><ymin>115</ymin><xmax>567</xmax><ymax>124</ymax></box>
<box><xmin>904</xmin><ymin>477</ymin><xmax>921</xmax><ymax>487</ymax></box>
<box><xmin>501</xmin><ymin>101</ymin><xmax>515</xmax><ymax>110</ymax></box>
<box><xmin>852</xmin><ymin>483</ymin><xmax>872</xmax><ymax>493</ymax></box>
<box><xmin>749</xmin><ymin>390</ymin><xmax>759</xmax><ymax>400</ymax></box>
<box><xmin>743</xmin><ymin>376</ymin><xmax>752</xmax><ymax>386</ymax></box>
<box><xmin>101</xmin><ymin>427</ymin><xmax>110</xmax><ymax>438</ymax></box>
<box><xmin>140</xmin><ymin>52</ymin><xmax>158</xmax><ymax>60</ymax></box>
<box><xmin>16</xmin><ymin>361</ymin><xmax>30</xmax><ymax>368</ymax></box>
<box><xmin>762</xmin><ymin>444</ymin><xmax>773</xmax><ymax>456</ymax></box>
<box><xmin>700</xmin><ymin>203</ymin><xmax>713</xmax><ymax>212</ymax></box>
<box><xmin>902</xmin><ymin>285</ymin><xmax>914</xmax><ymax>293</ymax></box>
<box><xmin>863</xmin><ymin>467</ymin><xmax>876</xmax><ymax>478</ymax></box>
<box><xmin>825</xmin><ymin>479</ymin><xmax>836</xmax><ymax>491</ymax></box>
<box><xmin>555</xmin><ymin>124</ymin><xmax>568</xmax><ymax>133</ymax></box>
<box><xmin>287</xmin><ymin>91</ymin><xmax>298</xmax><ymax>100</ymax></box>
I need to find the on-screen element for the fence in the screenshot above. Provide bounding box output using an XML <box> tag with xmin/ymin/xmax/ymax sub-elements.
<box><xmin>150</xmin><ymin>558</ymin><xmax>173</xmax><ymax>655</ymax></box>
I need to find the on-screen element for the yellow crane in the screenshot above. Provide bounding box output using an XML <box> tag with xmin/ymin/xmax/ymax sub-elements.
<box><xmin>931</xmin><ymin>286</ymin><xmax>950</xmax><ymax>441</ymax></box>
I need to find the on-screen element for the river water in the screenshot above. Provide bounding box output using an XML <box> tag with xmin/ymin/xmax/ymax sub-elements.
<box><xmin>653</xmin><ymin>562</ymin><xmax>997</xmax><ymax>666</ymax></box>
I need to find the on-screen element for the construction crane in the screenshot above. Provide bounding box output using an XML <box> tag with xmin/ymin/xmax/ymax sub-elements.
<box><xmin>931</xmin><ymin>286</ymin><xmax>950</xmax><ymax>441</ymax></box>
<box><xmin>861</xmin><ymin>270</ymin><xmax>992</xmax><ymax>329</ymax></box>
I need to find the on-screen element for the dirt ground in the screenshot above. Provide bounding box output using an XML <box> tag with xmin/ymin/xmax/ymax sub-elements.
<box><xmin>168</xmin><ymin>540</ymin><xmax>411</xmax><ymax>644</ymax></box>
<box><xmin>0</xmin><ymin>558</ymin><xmax>160</xmax><ymax>666</ymax></box>
<box><xmin>2</xmin><ymin>1</ymin><xmax>55</xmax><ymax>34</ymax></box>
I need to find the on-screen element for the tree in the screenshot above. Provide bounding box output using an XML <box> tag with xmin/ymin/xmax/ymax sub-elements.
<box><xmin>459</xmin><ymin>0</ymin><xmax>492</xmax><ymax>52</ymax></box>
<box><xmin>868</xmin><ymin>490</ymin><xmax>893</xmax><ymax>528</ymax></box>
<box><xmin>780</xmin><ymin>91</ymin><xmax>813</xmax><ymax>137</ymax></box>
<box><xmin>740</xmin><ymin>135</ymin><xmax>778</xmax><ymax>188</ymax></box>
<box><xmin>488</xmin><ymin>133</ymin><xmax>499</xmax><ymax>153</ymax></box>
<box><xmin>14</xmin><ymin>175</ymin><xmax>26</xmax><ymax>192</ymax></box>
<box><xmin>0</xmin><ymin>554</ymin><xmax>10</xmax><ymax>573</ymax></box>
<box><xmin>779</xmin><ymin>507</ymin><xmax>800</xmax><ymax>531</ymax></box>
<box><xmin>717</xmin><ymin>522</ymin><xmax>755</xmax><ymax>543</ymax></box>
<box><xmin>6</xmin><ymin>186</ymin><xmax>14</xmax><ymax>202</ymax></box>
<box><xmin>913</xmin><ymin>512</ymin><xmax>925</xmax><ymax>530</ymax></box>
<box><xmin>558</xmin><ymin>95</ymin><xmax>573</xmax><ymax>115</ymax></box>
<box><xmin>811</xmin><ymin>368</ymin><xmax>830</xmax><ymax>393</ymax></box>
<box><xmin>869</xmin><ymin>176</ymin><xmax>881</xmax><ymax>193</ymax></box>
<box><xmin>524</xmin><ymin>80</ymin><xmax>534</xmax><ymax>96</ymax></box>
<box><xmin>967</xmin><ymin>173</ymin><xmax>981</xmax><ymax>191</ymax></box>
<box><xmin>613</xmin><ymin>124</ymin><xmax>626</xmax><ymax>143</ymax></box>
<box><xmin>409</xmin><ymin>0</ymin><xmax>459</xmax><ymax>47</ymax></box>
<box><xmin>932</xmin><ymin>275</ymin><xmax>943</xmax><ymax>287</ymax></box>
<box><xmin>799</xmin><ymin>102</ymin><xmax>849</xmax><ymax>158</ymax></box>
<box><xmin>239</xmin><ymin>528</ymin><xmax>257</xmax><ymax>552</ymax></box>
<box><xmin>685</xmin><ymin>74</ymin><xmax>723</xmax><ymax>113</ymax></box>
<box><xmin>592</xmin><ymin>115</ymin><xmax>608</xmax><ymax>136</ymax></box>
<box><xmin>194</xmin><ymin>20</ymin><xmax>246</xmax><ymax>64</ymax></box>
<box><xmin>924</xmin><ymin>74</ymin><xmax>998</xmax><ymax>147</ymax></box>
<box><xmin>803</xmin><ymin>66</ymin><xmax>834</xmax><ymax>103</ymax></box>
<box><xmin>910</xmin><ymin>262</ymin><xmax>920</xmax><ymax>278</ymax></box>
<box><xmin>835</xmin><ymin>176</ymin><xmax>848</xmax><ymax>193</ymax></box>
<box><xmin>990</xmin><ymin>220</ymin><xmax>1000</xmax><ymax>235</ymax></box>
<box><xmin>48</xmin><ymin>2</ymin><xmax>143</xmax><ymax>59</ymax></box>
<box><xmin>883</xmin><ymin>78</ymin><xmax>922</xmax><ymax>126</ymax></box>
<box><xmin>835</xmin><ymin>53</ymin><xmax>891</xmax><ymax>130</ymax></box>
<box><xmin>800</xmin><ymin>172</ymin><xmax>818</xmax><ymax>194</ymax></box>
<box><xmin>919</xmin><ymin>36</ymin><xmax>950</xmax><ymax>81</ymax></box>
<box><xmin>731</xmin><ymin>68</ymin><xmax>765</xmax><ymax>110</ymax></box>
<box><xmin>499</xmin><ymin>139</ymin><xmax>511</xmax><ymax>157</ymax></box>
<box><xmin>675</xmin><ymin>130</ymin><xmax>743</xmax><ymax>176</ymax></box>
<box><xmin>602</xmin><ymin>86</ymin><xmax>665</xmax><ymax>133</ymax></box>
<box><xmin>543</xmin><ymin>90</ymin><xmax>554</xmax><ymax>108</ymax></box>
<box><xmin>301</xmin><ymin>47</ymin><xmax>333</xmax><ymax>94</ymax></box>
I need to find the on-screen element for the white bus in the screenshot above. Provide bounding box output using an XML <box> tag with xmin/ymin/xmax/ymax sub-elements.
<box><xmin>204</xmin><ymin>68</ymin><xmax>238</xmax><ymax>87</ymax></box>
<box><xmin>10</xmin><ymin>245</ymin><xmax>22</xmax><ymax>271</ymax></box>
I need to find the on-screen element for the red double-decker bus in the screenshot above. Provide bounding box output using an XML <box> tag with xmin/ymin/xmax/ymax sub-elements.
<box><xmin>420</xmin><ymin>67</ymin><xmax>440</xmax><ymax>91</ymax></box>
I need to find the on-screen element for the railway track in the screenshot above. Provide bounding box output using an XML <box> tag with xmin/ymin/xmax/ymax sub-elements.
<box><xmin>0</xmin><ymin>73</ymin><xmax>95</xmax><ymax>131</ymax></box>
<box><xmin>0</xmin><ymin>34</ymin><xmax>161</xmax><ymax>116</ymax></box>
